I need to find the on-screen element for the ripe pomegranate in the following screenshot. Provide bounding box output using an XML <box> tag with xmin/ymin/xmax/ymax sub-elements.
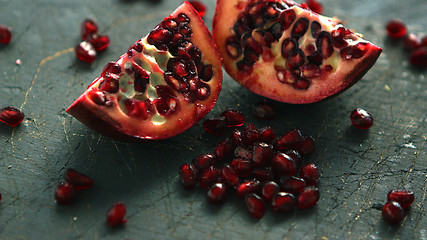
<box><xmin>67</xmin><ymin>2</ymin><xmax>222</xmax><ymax>141</ymax></box>
<box><xmin>213</xmin><ymin>0</ymin><xmax>382</xmax><ymax>103</ymax></box>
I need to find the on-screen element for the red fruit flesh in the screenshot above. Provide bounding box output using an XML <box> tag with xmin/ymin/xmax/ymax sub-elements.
<box><xmin>213</xmin><ymin>0</ymin><xmax>382</xmax><ymax>104</ymax></box>
<box><xmin>188</xmin><ymin>1</ymin><xmax>207</xmax><ymax>19</ymax></box>
<box><xmin>0</xmin><ymin>107</ymin><xmax>25</xmax><ymax>127</ymax></box>
<box><xmin>382</xmin><ymin>201</ymin><xmax>404</xmax><ymax>224</ymax></box>
<box><xmin>106</xmin><ymin>202</ymin><xmax>127</xmax><ymax>227</ymax></box>
<box><xmin>0</xmin><ymin>25</ymin><xmax>12</xmax><ymax>44</ymax></box>
<box><xmin>75</xmin><ymin>41</ymin><xmax>97</xmax><ymax>63</ymax></box>
<box><xmin>54</xmin><ymin>182</ymin><xmax>76</xmax><ymax>205</ymax></box>
<box><xmin>245</xmin><ymin>193</ymin><xmax>266</xmax><ymax>219</ymax></box>
<box><xmin>67</xmin><ymin>3</ymin><xmax>222</xmax><ymax>141</ymax></box>
<box><xmin>81</xmin><ymin>19</ymin><xmax>98</xmax><ymax>41</ymax></box>
<box><xmin>350</xmin><ymin>108</ymin><xmax>373</xmax><ymax>129</ymax></box>
<box><xmin>385</xmin><ymin>19</ymin><xmax>407</xmax><ymax>39</ymax></box>
<box><xmin>297</xmin><ymin>186</ymin><xmax>320</xmax><ymax>209</ymax></box>
<box><xmin>64</xmin><ymin>168</ymin><xmax>94</xmax><ymax>190</ymax></box>
<box><xmin>387</xmin><ymin>190</ymin><xmax>414</xmax><ymax>209</ymax></box>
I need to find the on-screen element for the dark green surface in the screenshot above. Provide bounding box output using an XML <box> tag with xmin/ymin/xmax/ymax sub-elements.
<box><xmin>0</xmin><ymin>0</ymin><xmax>426</xmax><ymax>239</ymax></box>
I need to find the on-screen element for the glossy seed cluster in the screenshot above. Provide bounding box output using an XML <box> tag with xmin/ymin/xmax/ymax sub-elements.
<box><xmin>382</xmin><ymin>189</ymin><xmax>415</xmax><ymax>224</ymax></box>
<box><xmin>54</xmin><ymin>168</ymin><xmax>94</xmax><ymax>205</ymax></box>
<box><xmin>75</xmin><ymin>19</ymin><xmax>110</xmax><ymax>63</ymax></box>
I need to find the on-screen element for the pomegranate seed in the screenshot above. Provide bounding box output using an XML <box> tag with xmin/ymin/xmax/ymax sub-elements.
<box><xmin>237</xmin><ymin>180</ymin><xmax>261</xmax><ymax>198</ymax></box>
<box><xmin>261</xmin><ymin>181</ymin><xmax>280</xmax><ymax>202</ymax></box>
<box><xmin>220</xmin><ymin>109</ymin><xmax>245</xmax><ymax>127</ymax></box>
<box><xmin>245</xmin><ymin>193</ymin><xmax>266</xmax><ymax>219</ymax></box>
<box><xmin>251</xmin><ymin>168</ymin><xmax>274</xmax><ymax>181</ymax></box>
<box><xmin>179</xmin><ymin>164</ymin><xmax>198</xmax><ymax>189</ymax></box>
<box><xmin>387</xmin><ymin>190</ymin><xmax>414</xmax><ymax>209</ymax></box>
<box><xmin>101</xmin><ymin>62</ymin><xmax>122</xmax><ymax>77</ymax></box>
<box><xmin>280</xmin><ymin>176</ymin><xmax>306</xmax><ymax>194</ymax></box>
<box><xmin>300</xmin><ymin>163</ymin><xmax>319</xmax><ymax>186</ymax></box>
<box><xmin>305</xmin><ymin>0</ymin><xmax>323</xmax><ymax>14</ymax></box>
<box><xmin>0</xmin><ymin>24</ymin><xmax>12</xmax><ymax>44</ymax></box>
<box><xmin>285</xmin><ymin>150</ymin><xmax>302</xmax><ymax>166</ymax></box>
<box><xmin>75</xmin><ymin>41</ymin><xmax>96</xmax><ymax>63</ymax></box>
<box><xmin>274</xmin><ymin>129</ymin><xmax>303</xmax><ymax>150</ymax></box>
<box><xmin>220</xmin><ymin>164</ymin><xmax>240</xmax><ymax>187</ymax></box>
<box><xmin>409</xmin><ymin>47</ymin><xmax>427</xmax><ymax>67</ymax></box>
<box><xmin>279</xmin><ymin>9</ymin><xmax>296</xmax><ymax>31</ymax></box>
<box><xmin>54</xmin><ymin>182</ymin><xmax>76</xmax><ymax>205</ymax></box>
<box><xmin>231</xmin><ymin>158</ymin><xmax>253</xmax><ymax>177</ymax></box>
<box><xmin>64</xmin><ymin>168</ymin><xmax>94</xmax><ymax>190</ymax></box>
<box><xmin>207</xmin><ymin>183</ymin><xmax>227</xmax><ymax>204</ymax></box>
<box><xmin>203</xmin><ymin>118</ymin><xmax>227</xmax><ymax>136</ymax></box>
<box><xmin>253</xmin><ymin>102</ymin><xmax>276</xmax><ymax>120</ymax></box>
<box><xmin>386</xmin><ymin>19</ymin><xmax>407</xmax><ymax>39</ymax></box>
<box><xmin>214</xmin><ymin>138</ymin><xmax>236</xmax><ymax>161</ymax></box>
<box><xmin>259</xmin><ymin>126</ymin><xmax>276</xmax><ymax>143</ymax></box>
<box><xmin>106</xmin><ymin>202</ymin><xmax>127</xmax><ymax>227</ymax></box>
<box><xmin>403</xmin><ymin>34</ymin><xmax>421</xmax><ymax>51</ymax></box>
<box><xmin>271</xmin><ymin>192</ymin><xmax>296</xmax><ymax>212</ymax></box>
<box><xmin>350</xmin><ymin>108</ymin><xmax>374</xmax><ymax>129</ymax></box>
<box><xmin>382</xmin><ymin>201</ymin><xmax>404</xmax><ymax>224</ymax></box>
<box><xmin>192</xmin><ymin>153</ymin><xmax>216</xmax><ymax>170</ymax></box>
<box><xmin>81</xmin><ymin>19</ymin><xmax>98</xmax><ymax>40</ymax></box>
<box><xmin>271</xmin><ymin>153</ymin><xmax>297</xmax><ymax>176</ymax></box>
<box><xmin>230</xmin><ymin>129</ymin><xmax>244</xmax><ymax>146</ymax></box>
<box><xmin>296</xmin><ymin>136</ymin><xmax>316</xmax><ymax>155</ymax></box>
<box><xmin>252</xmin><ymin>142</ymin><xmax>274</xmax><ymax>167</ymax></box>
<box><xmin>297</xmin><ymin>187</ymin><xmax>320</xmax><ymax>209</ymax></box>
<box><xmin>0</xmin><ymin>107</ymin><xmax>25</xmax><ymax>127</ymax></box>
<box><xmin>241</xmin><ymin>124</ymin><xmax>260</xmax><ymax>146</ymax></box>
<box><xmin>199</xmin><ymin>166</ymin><xmax>220</xmax><ymax>189</ymax></box>
<box><xmin>188</xmin><ymin>1</ymin><xmax>207</xmax><ymax>18</ymax></box>
<box><xmin>88</xmin><ymin>34</ymin><xmax>110</xmax><ymax>52</ymax></box>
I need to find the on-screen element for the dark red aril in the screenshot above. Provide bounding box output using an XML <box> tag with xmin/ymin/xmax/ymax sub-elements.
<box><xmin>299</xmin><ymin>163</ymin><xmax>319</xmax><ymax>186</ymax></box>
<box><xmin>280</xmin><ymin>176</ymin><xmax>306</xmax><ymax>195</ymax></box>
<box><xmin>252</xmin><ymin>168</ymin><xmax>274</xmax><ymax>182</ymax></box>
<box><xmin>220</xmin><ymin>164</ymin><xmax>240</xmax><ymax>187</ymax></box>
<box><xmin>284</xmin><ymin>150</ymin><xmax>302</xmax><ymax>166</ymax></box>
<box><xmin>382</xmin><ymin>201</ymin><xmax>404</xmax><ymax>224</ymax></box>
<box><xmin>75</xmin><ymin>41</ymin><xmax>97</xmax><ymax>63</ymax></box>
<box><xmin>261</xmin><ymin>181</ymin><xmax>280</xmax><ymax>202</ymax></box>
<box><xmin>245</xmin><ymin>193</ymin><xmax>266</xmax><ymax>219</ymax></box>
<box><xmin>0</xmin><ymin>24</ymin><xmax>12</xmax><ymax>44</ymax></box>
<box><xmin>236</xmin><ymin>180</ymin><xmax>261</xmax><ymax>198</ymax></box>
<box><xmin>188</xmin><ymin>1</ymin><xmax>207</xmax><ymax>19</ymax></box>
<box><xmin>64</xmin><ymin>168</ymin><xmax>94</xmax><ymax>190</ymax></box>
<box><xmin>203</xmin><ymin>118</ymin><xmax>227</xmax><ymax>136</ymax></box>
<box><xmin>252</xmin><ymin>142</ymin><xmax>273</xmax><ymax>167</ymax></box>
<box><xmin>274</xmin><ymin>129</ymin><xmax>303</xmax><ymax>150</ymax></box>
<box><xmin>0</xmin><ymin>107</ymin><xmax>25</xmax><ymax>127</ymax></box>
<box><xmin>88</xmin><ymin>34</ymin><xmax>110</xmax><ymax>52</ymax></box>
<box><xmin>241</xmin><ymin>124</ymin><xmax>260</xmax><ymax>146</ymax></box>
<box><xmin>81</xmin><ymin>18</ymin><xmax>98</xmax><ymax>41</ymax></box>
<box><xmin>350</xmin><ymin>108</ymin><xmax>374</xmax><ymax>129</ymax></box>
<box><xmin>259</xmin><ymin>126</ymin><xmax>276</xmax><ymax>144</ymax></box>
<box><xmin>199</xmin><ymin>166</ymin><xmax>220</xmax><ymax>189</ymax></box>
<box><xmin>106</xmin><ymin>202</ymin><xmax>127</xmax><ymax>227</ymax></box>
<box><xmin>295</xmin><ymin>136</ymin><xmax>316</xmax><ymax>155</ymax></box>
<box><xmin>386</xmin><ymin>19</ymin><xmax>407</xmax><ymax>39</ymax></box>
<box><xmin>214</xmin><ymin>138</ymin><xmax>236</xmax><ymax>161</ymax></box>
<box><xmin>403</xmin><ymin>34</ymin><xmax>421</xmax><ymax>51</ymax></box>
<box><xmin>179</xmin><ymin>164</ymin><xmax>198</xmax><ymax>189</ymax></box>
<box><xmin>231</xmin><ymin>158</ymin><xmax>253</xmax><ymax>177</ymax></box>
<box><xmin>271</xmin><ymin>153</ymin><xmax>297</xmax><ymax>176</ymax></box>
<box><xmin>271</xmin><ymin>192</ymin><xmax>295</xmax><ymax>212</ymax></box>
<box><xmin>297</xmin><ymin>187</ymin><xmax>320</xmax><ymax>209</ymax></box>
<box><xmin>207</xmin><ymin>183</ymin><xmax>227</xmax><ymax>204</ymax></box>
<box><xmin>409</xmin><ymin>47</ymin><xmax>427</xmax><ymax>67</ymax></box>
<box><xmin>230</xmin><ymin>129</ymin><xmax>244</xmax><ymax>146</ymax></box>
<box><xmin>305</xmin><ymin>0</ymin><xmax>323</xmax><ymax>14</ymax></box>
<box><xmin>54</xmin><ymin>182</ymin><xmax>76</xmax><ymax>205</ymax></box>
<box><xmin>387</xmin><ymin>190</ymin><xmax>415</xmax><ymax>209</ymax></box>
<box><xmin>192</xmin><ymin>153</ymin><xmax>216</xmax><ymax>170</ymax></box>
<box><xmin>220</xmin><ymin>109</ymin><xmax>245</xmax><ymax>127</ymax></box>
<box><xmin>253</xmin><ymin>102</ymin><xmax>277</xmax><ymax>120</ymax></box>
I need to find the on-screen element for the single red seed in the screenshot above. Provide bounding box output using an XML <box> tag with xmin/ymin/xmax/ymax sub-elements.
<box><xmin>230</xmin><ymin>129</ymin><xmax>244</xmax><ymax>146</ymax></box>
<box><xmin>409</xmin><ymin>47</ymin><xmax>427</xmax><ymax>67</ymax></box>
<box><xmin>199</xmin><ymin>166</ymin><xmax>220</xmax><ymax>189</ymax></box>
<box><xmin>230</xmin><ymin>158</ymin><xmax>253</xmax><ymax>177</ymax></box>
<box><xmin>241</xmin><ymin>124</ymin><xmax>260</xmax><ymax>146</ymax></box>
<box><xmin>284</xmin><ymin>150</ymin><xmax>302</xmax><ymax>166</ymax></box>
<box><xmin>271</xmin><ymin>153</ymin><xmax>297</xmax><ymax>176</ymax></box>
<box><xmin>88</xmin><ymin>34</ymin><xmax>110</xmax><ymax>52</ymax></box>
<box><xmin>179</xmin><ymin>164</ymin><xmax>198</xmax><ymax>189</ymax></box>
<box><xmin>259</xmin><ymin>126</ymin><xmax>276</xmax><ymax>144</ymax></box>
<box><xmin>296</xmin><ymin>136</ymin><xmax>316</xmax><ymax>155</ymax></box>
<box><xmin>214</xmin><ymin>138</ymin><xmax>236</xmax><ymax>161</ymax></box>
<box><xmin>237</xmin><ymin>180</ymin><xmax>261</xmax><ymax>198</ymax></box>
<box><xmin>271</xmin><ymin>192</ymin><xmax>296</xmax><ymax>212</ymax></box>
<box><xmin>75</xmin><ymin>41</ymin><xmax>97</xmax><ymax>63</ymax></box>
<box><xmin>300</xmin><ymin>163</ymin><xmax>319</xmax><ymax>186</ymax></box>
<box><xmin>350</xmin><ymin>108</ymin><xmax>374</xmax><ymax>129</ymax></box>
<box><xmin>0</xmin><ymin>24</ymin><xmax>12</xmax><ymax>44</ymax></box>
<box><xmin>207</xmin><ymin>183</ymin><xmax>227</xmax><ymax>204</ymax></box>
<box><xmin>220</xmin><ymin>109</ymin><xmax>245</xmax><ymax>127</ymax></box>
<box><xmin>0</xmin><ymin>107</ymin><xmax>25</xmax><ymax>127</ymax></box>
<box><xmin>387</xmin><ymin>190</ymin><xmax>415</xmax><ymax>209</ymax></box>
<box><xmin>297</xmin><ymin>187</ymin><xmax>320</xmax><ymax>209</ymax></box>
<box><xmin>305</xmin><ymin>0</ymin><xmax>323</xmax><ymax>14</ymax></box>
<box><xmin>403</xmin><ymin>34</ymin><xmax>421</xmax><ymax>51</ymax></box>
<box><xmin>385</xmin><ymin>19</ymin><xmax>407</xmax><ymax>39</ymax></box>
<box><xmin>382</xmin><ymin>201</ymin><xmax>404</xmax><ymax>224</ymax></box>
<box><xmin>64</xmin><ymin>168</ymin><xmax>94</xmax><ymax>190</ymax></box>
<box><xmin>261</xmin><ymin>181</ymin><xmax>280</xmax><ymax>202</ymax></box>
<box><xmin>191</xmin><ymin>153</ymin><xmax>216</xmax><ymax>170</ymax></box>
<box><xmin>54</xmin><ymin>182</ymin><xmax>76</xmax><ymax>205</ymax></box>
<box><xmin>274</xmin><ymin>129</ymin><xmax>303</xmax><ymax>150</ymax></box>
<box><xmin>81</xmin><ymin>19</ymin><xmax>98</xmax><ymax>40</ymax></box>
<box><xmin>280</xmin><ymin>176</ymin><xmax>306</xmax><ymax>195</ymax></box>
<box><xmin>220</xmin><ymin>164</ymin><xmax>240</xmax><ymax>187</ymax></box>
<box><xmin>253</xmin><ymin>102</ymin><xmax>277</xmax><ymax>120</ymax></box>
<box><xmin>252</xmin><ymin>142</ymin><xmax>274</xmax><ymax>167</ymax></box>
<box><xmin>106</xmin><ymin>202</ymin><xmax>127</xmax><ymax>227</ymax></box>
<box><xmin>245</xmin><ymin>193</ymin><xmax>266</xmax><ymax>219</ymax></box>
<box><xmin>188</xmin><ymin>0</ymin><xmax>207</xmax><ymax>18</ymax></box>
<box><xmin>203</xmin><ymin>117</ymin><xmax>227</xmax><ymax>136</ymax></box>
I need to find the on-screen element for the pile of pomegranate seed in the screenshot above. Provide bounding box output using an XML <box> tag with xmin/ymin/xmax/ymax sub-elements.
<box><xmin>203</xmin><ymin>109</ymin><xmax>245</xmax><ymax>136</ymax></box>
<box><xmin>0</xmin><ymin>24</ymin><xmax>12</xmax><ymax>45</ymax></box>
<box><xmin>385</xmin><ymin>19</ymin><xmax>427</xmax><ymax>68</ymax></box>
<box><xmin>75</xmin><ymin>19</ymin><xmax>110</xmax><ymax>63</ymax></box>
<box><xmin>0</xmin><ymin>107</ymin><xmax>25</xmax><ymax>127</ymax></box>
<box><xmin>106</xmin><ymin>202</ymin><xmax>127</xmax><ymax>227</ymax></box>
<box><xmin>179</xmin><ymin>124</ymin><xmax>320</xmax><ymax>219</ymax></box>
<box><xmin>54</xmin><ymin>168</ymin><xmax>94</xmax><ymax>205</ymax></box>
<box><xmin>350</xmin><ymin>108</ymin><xmax>374</xmax><ymax>129</ymax></box>
<box><xmin>188</xmin><ymin>1</ymin><xmax>207</xmax><ymax>19</ymax></box>
<box><xmin>382</xmin><ymin>190</ymin><xmax>414</xmax><ymax>224</ymax></box>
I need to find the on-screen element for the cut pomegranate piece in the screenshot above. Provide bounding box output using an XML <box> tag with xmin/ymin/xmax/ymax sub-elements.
<box><xmin>188</xmin><ymin>1</ymin><xmax>207</xmax><ymax>19</ymax></box>
<box><xmin>54</xmin><ymin>182</ymin><xmax>76</xmax><ymax>205</ymax></box>
<box><xmin>75</xmin><ymin>41</ymin><xmax>97</xmax><ymax>63</ymax></box>
<box><xmin>385</xmin><ymin>19</ymin><xmax>407</xmax><ymax>39</ymax></box>
<box><xmin>64</xmin><ymin>168</ymin><xmax>94</xmax><ymax>190</ymax></box>
<box><xmin>271</xmin><ymin>192</ymin><xmax>295</xmax><ymax>212</ymax></box>
<box><xmin>387</xmin><ymin>190</ymin><xmax>414</xmax><ymax>209</ymax></box>
<box><xmin>296</xmin><ymin>186</ymin><xmax>320</xmax><ymax>209</ymax></box>
<box><xmin>350</xmin><ymin>108</ymin><xmax>374</xmax><ymax>129</ymax></box>
<box><xmin>382</xmin><ymin>201</ymin><xmax>404</xmax><ymax>224</ymax></box>
<box><xmin>245</xmin><ymin>193</ymin><xmax>266</xmax><ymax>219</ymax></box>
<box><xmin>81</xmin><ymin>19</ymin><xmax>98</xmax><ymax>41</ymax></box>
<box><xmin>0</xmin><ymin>107</ymin><xmax>25</xmax><ymax>127</ymax></box>
<box><xmin>106</xmin><ymin>202</ymin><xmax>127</xmax><ymax>227</ymax></box>
<box><xmin>213</xmin><ymin>0</ymin><xmax>382</xmax><ymax>103</ymax></box>
<box><xmin>67</xmin><ymin>2</ymin><xmax>222</xmax><ymax>141</ymax></box>
<box><xmin>207</xmin><ymin>183</ymin><xmax>227</xmax><ymax>204</ymax></box>
<box><xmin>0</xmin><ymin>24</ymin><xmax>12</xmax><ymax>44</ymax></box>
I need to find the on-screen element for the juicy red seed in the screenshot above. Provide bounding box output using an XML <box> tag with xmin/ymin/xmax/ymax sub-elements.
<box><xmin>231</xmin><ymin>158</ymin><xmax>253</xmax><ymax>177</ymax></box>
<box><xmin>236</xmin><ymin>59</ymin><xmax>254</xmax><ymax>74</ymax></box>
<box><xmin>271</xmin><ymin>153</ymin><xmax>297</xmax><ymax>176</ymax></box>
<box><xmin>54</xmin><ymin>182</ymin><xmax>76</xmax><ymax>205</ymax></box>
<box><xmin>297</xmin><ymin>187</ymin><xmax>320</xmax><ymax>209</ymax></box>
<box><xmin>0</xmin><ymin>24</ymin><xmax>12</xmax><ymax>44</ymax></box>
<box><xmin>284</xmin><ymin>150</ymin><xmax>302</xmax><ymax>166</ymax></box>
<box><xmin>277</xmin><ymin>69</ymin><xmax>299</xmax><ymax>84</ymax></box>
<box><xmin>80</xmin><ymin>19</ymin><xmax>98</xmax><ymax>41</ymax></box>
<box><xmin>268</xmin><ymin>22</ymin><xmax>283</xmax><ymax>40</ymax></box>
<box><xmin>279</xmin><ymin>9</ymin><xmax>296</xmax><ymax>31</ymax></box>
<box><xmin>387</xmin><ymin>190</ymin><xmax>415</xmax><ymax>209</ymax></box>
<box><xmin>252</xmin><ymin>143</ymin><xmax>273</xmax><ymax>167</ymax></box>
<box><xmin>294</xmin><ymin>77</ymin><xmax>311</xmax><ymax>90</ymax></box>
<box><xmin>310</xmin><ymin>21</ymin><xmax>322</xmax><ymax>38</ymax></box>
<box><xmin>259</xmin><ymin>126</ymin><xmax>276</xmax><ymax>144</ymax></box>
<box><xmin>316</xmin><ymin>31</ymin><xmax>333</xmax><ymax>58</ymax></box>
<box><xmin>291</xmin><ymin>18</ymin><xmax>309</xmax><ymax>39</ymax></box>
<box><xmin>253</xmin><ymin>102</ymin><xmax>276</xmax><ymax>120</ymax></box>
<box><xmin>64</xmin><ymin>169</ymin><xmax>94</xmax><ymax>190</ymax></box>
<box><xmin>200</xmin><ymin>166</ymin><xmax>220</xmax><ymax>189</ymax></box>
<box><xmin>403</xmin><ymin>34</ymin><xmax>421</xmax><ymax>51</ymax></box>
<box><xmin>154</xmin><ymin>97</ymin><xmax>178</xmax><ymax>116</ymax></box>
<box><xmin>221</xmin><ymin>164</ymin><xmax>240</xmax><ymax>187</ymax></box>
<box><xmin>340</xmin><ymin>43</ymin><xmax>368</xmax><ymax>60</ymax></box>
<box><xmin>252</xmin><ymin>168</ymin><xmax>274</xmax><ymax>181</ymax></box>
<box><xmin>274</xmin><ymin>129</ymin><xmax>303</xmax><ymax>150</ymax></box>
<box><xmin>287</xmin><ymin>49</ymin><xmax>305</xmax><ymax>69</ymax></box>
<box><xmin>242</xmin><ymin>125</ymin><xmax>260</xmax><ymax>146</ymax></box>
<box><xmin>386</xmin><ymin>19</ymin><xmax>407</xmax><ymax>39</ymax></box>
<box><xmin>200</xmin><ymin>64</ymin><xmax>213</xmax><ymax>81</ymax></box>
<box><xmin>230</xmin><ymin>130</ymin><xmax>244</xmax><ymax>146</ymax></box>
<box><xmin>207</xmin><ymin>183</ymin><xmax>227</xmax><ymax>204</ymax></box>
<box><xmin>214</xmin><ymin>138</ymin><xmax>236</xmax><ymax>161</ymax></box>
<box><xmin>203</xmin><ymin>118</ymin><xmax>227</xmax><ymax>136</ymax></box>
<box><xmin>87</xmin><ymin>90</ymin><xmax>106</xmax><ymax>105</ymax></box>
<box><xmin>296</xmin><ymin>136</ymin><xmax>316</xmax><ymax>155</ymax></box>
<box><xmin>382</xmin><ymin>201</ymin><xmax>404</xmax><ymax>224</ymax></box>
<box><xmin>300</xmin><ymin>163</ymin><xmax>319</xmax><ymax>186</ymax></box>
<box><xmin>164</xmin><ymin>73</ymin><xmax>189</xmax><ymax>92</ymax></box>
<box><xmin>302</xmin><ymin>64</ymin><xmax>321</xmax><ymax>78</ymax></box>
<box><xmin>281</xmin><ymin>37</ymin><xmax>298</xmax><ymax>58</ymax></box>
<box><xmin>177</xmin><ymin>13</ymin><xmax>190</xmax><ymax>25</ymax></box>
<box><xmin>271</xmin><ymin>192</ymin><xmax>296</xmax><ymax>212</ymax></box>
<box><xmin>179</xmin><ymin>164</ymin><xmax>198</xmax><ymax>189</ymax></box>
<box><xmin>88</xmin><ymin>34</ymin><xmax>110</xmax><ymax>52</ymax></box>
<box><xmin>192</xmin><ymin>153</ymin><xmax>217</xmax><ymax>170</ymax></box>
<box><xmin>350</xmin><ymin>108</ymin><xmax>374</xmax><ymax>129</ymax></box>
<box><xmin>0</xmin><ymin>107</ymin><xmax>24</xmax><ymax>127</ymax></box>
<box><xmin>237</xmin><ymin>180</ymin><xmax>261</xmax><ymax>198</ymax></box>
<box><xmin>159</xmin><ymin>18</ymin><xmax>178</xmax><ymax>31</ymax></box>
<box><xmin>422</xmin><ymin>37</ymin><xmax>427</xmax><ymax>47</ymax></box>
<box><xmin>261</xmin><ymin>181</ymin><xmax>280</xmax><ymax>202</ymax></box>
<box><xmin>226</xmin><ymin>40</ymin><xmax>242</xmax><ymax>59</ymax></box>
<box><xmin>221</xmin><ymin>109</ymin><xmax>245</xmax><ymax>127</ymax></box>
<box><xmin>106</xmin><ymin>202</ymin><xmax>127</xmax><ymax>227</ymax></box>
<box><xmin>101</xmin><ymin>62</ymin><xmax>121</xmax><ymax>77</ymax></box>
<box><xmin>307</xmin><ymin>51</ymin><xmax>323</xmax><ymax>65</ymax></box>
<box><xmin>99</xmin><ymin>74</ymin><xmax>119</xmax><ymax>93</ymax></box>
<box><xmin>245</xmin><ymin>193</ymin><xmax>266</xmax><ymax>219</ymax></box>
<box><xmin>409</xmin><ymin>47</ymin><xmax>427</xmax><ymax>67</ymax></box>
<box><xmin>147</xmin><ymin>28</ymin><xmax>172</xmax><ymax>45</ymax></box>
<box><xmin>75</xmin><ymin>41</ymin><xmax>96</xmax><ymax>63</ymax></box>
<box><xmin>188</xmin><ymin>1</ymin><xmax>207</xmax><ymax>18</ymax></box>
<box><xmin>234</xmin><ymin>146</ymin><xmax>253</xmax><ymax>160</ymax></box>
<box><xmin>306</xmin><ymin>0</ymin><xmax>323</xmax><ymax>14</ymax></box>
<box><xmin>280</xmin><ymin>176</ymin><xmax>306</xmax><ymax>194</ymax></box>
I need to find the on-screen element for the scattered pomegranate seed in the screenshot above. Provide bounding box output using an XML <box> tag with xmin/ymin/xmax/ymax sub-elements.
<box><xmin>245</xmin><ymin>193</ymin><xmax>266</xmax><ymax>219</ymax></box>
<box><xmin>305</xmin><ymin>0</ymin><xmax>323</xmax><ymax>14</ymax></box>
<box><xmin>296</xmin><ymin>136</ymin><xmax>316</xmax><ymax>155</ymax></box>
<box><xmin>207</xmin><ymin>183</ymin><xmax>227</xmax><ymax>204</ymax></box>
<box><xmin>64</xmin><ymin>168</ymin><xmax>94</xmax><ymax>190</ymax></box>
<box><xmin>409</xmin><ymin>47</ymin><xmax>427</xmax><ymax>67</ymax></box>
<box><xmin>188</xmin><ymin>1</ymin><xmax>207</xmax><ymax>19</ymax></box>
<box><xmin>253</xmin><ymin>102</ymin><xmax>277</xmax><ymax>120</ymax></box>
<box><xmin>75</xmin><ymin>41</ymin><xmax>97</xmax><ymax>63</ymax></box>
<box><xmin>403</xmin><ymin>34</ymin><xmax>421</xmax><ymax>51</ymax></box>
<box><xmin>88</xmin><ymin>34</ymin><xmax>110</xmax><ymax>52</ymax></box>
<box><xmin>350</xmin><ymin>108</ymin><xmax>374</xmax><ymax>129</ymax></box>
<box><xmin>236</xmin><ymin>180</ymin><xmax>261</xmax><ymax>198</ymax></box>
<box><xmin>54</xmin><ymin>182</ymin><xmax>76</xmax><ymax>205</ymax></box>
<box><xmin>203</xmin><ymin>117</ymin><xmax>227</xmax><ymax>136</ymax></box>
<box><xmin>297</xmin><ymin>187</ymin><xmax>320</xmax><ymax>209</ymax></box>
<box><xmin>106</xmin><ymin>202</ymin><xmax>127</xmax><ymax>227</ymax></box>
<box><xmin>299</xmin><ymin>163</ymin><xmax>319</xmax><ymax>186</ymax></box>
<box><xmin>274</xmin><ymin>129</ymin><xmax>303</xmax><ymax>150</ymax></box>
<box><xmin>220</xmin><ymin>109</ymin><xmax>245</xmax><ymax>127</ymax></box>
<box><xmin>81</xmin><ymin>19</ymin><xmax>98</xmax><ymax>41</ymax></box>
<box><xmin>271</xmin><ymin>192</ymin><xmax>295</xmax><ymax>212</ymax></box>
<box><xmin>179</xmin><ymin>164</ymin><xmax>198</xmax><ymax>189</ymax></box>
<box><xmin>382</xmin><ymin>201</ymin><xmax>404</xmax><ymax>224</ymax></box>
<box><xmin>387</xmin><ymin>190</ymin><xmax>414</xmax><ymax>209</ymax></box>
<box><xmin>0</xmin><ymin>107</ymin><xmax>25</xmax><ymax>127</ymax></box>
<box><xmin>385</xmin><ymin>19</ymin><xmax>407</xmax><ymax>39</ymax></box>
<box><xmin>0</xmin><ymin>24</ymin><xmax>12</xmax><ymax>44</ymax></box>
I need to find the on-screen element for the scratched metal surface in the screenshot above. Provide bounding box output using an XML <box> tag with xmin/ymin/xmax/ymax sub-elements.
<box><xmin>0</xmin><ymin>0</ymin><xmax>426</xmax><ymax>239</ymax></box>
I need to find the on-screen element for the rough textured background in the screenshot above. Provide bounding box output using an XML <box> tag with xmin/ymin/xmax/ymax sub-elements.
<box><xmin>0</xmin><ymin>0</ymin><xmax>426</xmax><ymax>239</ymax></box>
